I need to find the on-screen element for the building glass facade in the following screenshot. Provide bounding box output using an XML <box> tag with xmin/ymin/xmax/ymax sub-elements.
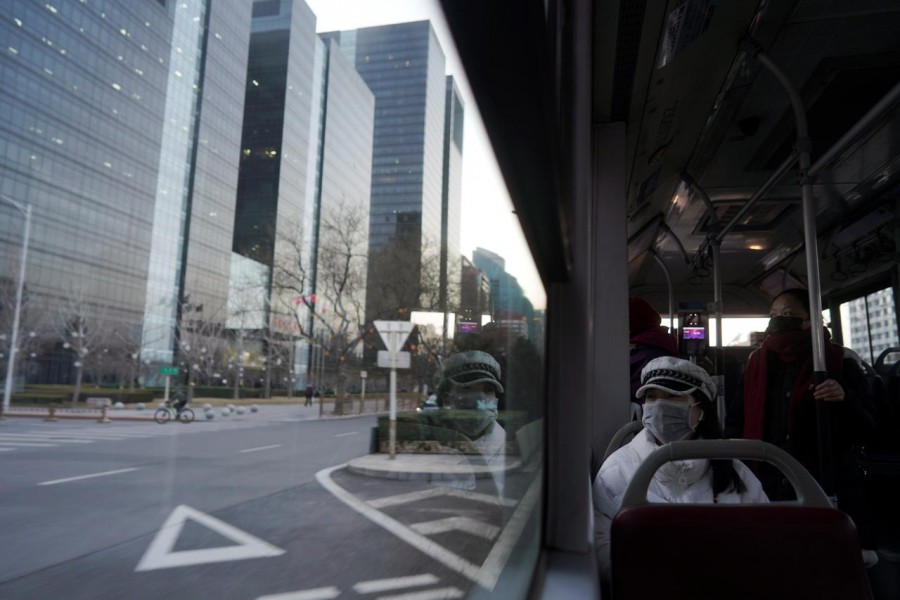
<box><xmin>0</xmin><ymin>0</ymin><xmax>250</xmax><ymax>377</ymax></box>
<box><xmin>440</xmin><ymin>75</ymin><xmax>464</xmax><ymax>316</ymax></box>
<box><xmin>327</xmin><ymin>21</ymin><xmax>451</xmax><ymax>320</ymax></box>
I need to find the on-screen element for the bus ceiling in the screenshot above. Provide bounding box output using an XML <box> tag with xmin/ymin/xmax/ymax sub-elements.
<box><xmin>615</xmin><ymin>1</ymin><xmax>900</xmax><ymax>311</ymax></box>
<box><xmin>439</xmin><ymin>1</ymin><xmax>900</xmax><ymax>312</ymax></box>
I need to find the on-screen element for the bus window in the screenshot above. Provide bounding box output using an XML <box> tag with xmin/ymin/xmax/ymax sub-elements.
<box><xmin>840</xmin><ymin>288</ymin><xmax>900</xmax><ymax>365</ymax></box>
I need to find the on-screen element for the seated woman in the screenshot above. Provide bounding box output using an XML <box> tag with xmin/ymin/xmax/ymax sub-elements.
<box><xmin>593</xmin><ymin>356</ymin><xmax>768</xmax><ymax>583</ymax></box>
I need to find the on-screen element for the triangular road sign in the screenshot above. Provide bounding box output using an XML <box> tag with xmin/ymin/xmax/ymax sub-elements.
<box><xmin>373</xmin><ymin>320</ymin><xmax>414</xmax><ymax>354</ymax></box>
<box><xmin>135</xmin><ymin>505</ymin><xmax>284</xmax><ymax>571</ymax></box>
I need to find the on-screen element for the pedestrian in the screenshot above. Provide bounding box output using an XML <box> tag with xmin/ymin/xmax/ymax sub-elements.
<box><xmin>304</xmin><ymin>383</ymin><xmax>314</xmax><ymax>407</ymax></box>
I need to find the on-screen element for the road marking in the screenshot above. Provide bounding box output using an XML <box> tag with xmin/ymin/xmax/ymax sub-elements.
<box><xmin>255</xmin><ymin>587</ymin><xmax>340</xmax><ymax>600</ymax></box>
<box><xmin>376</xmin><ymin>588</ymin><xmax>464</xmax><ymax>600</ymax></box>
<box><xmin>0</xmin><ymin>441</ymin><xmax>56</xmax><ymax>447</ymax></box>
<box><xmin>135</xmin><ymin>504</ymin><xmax>285</xmax><ymax>571</ymax></box>
<box><xmin>411</xmin><ymin>517</ymin><xmax>500</xmax><ymax>541</ymax></box>
<box><xmin>39</xmin><ymin>467</ymin><xmax>140</xmax><ymax>486</ymax></box>
<box><xmin>474</xmin><ymin>473</ymin><xmax>542</xmax><ymax>590</ymax></box>
<box><xmin>368</xmin><ymin>487</ymin><xmax>518</xmax><ymax>509</ymax></box>
<box><xmin>334</xmin><ymin>431</ymin><xmax>359</xmax><ymax>437</ymax></box>
<box><xmin>316</xmin><ymin>465</ymin><xmax>483</xmax><ymax>583</ymax></box>
<box><xmin>353</xmin><ymin>574</ymin><xmax>439</xmax><ymax>594</ymax></box>
<box><xmin>0</xmin><ymin>448</ymin><xmax>14</xmax><ymax>452</ymax></box>
<box><xmin>240</xmin><ymin>444</ymin><xmax>282</xmax><ymax>453</ymax></box>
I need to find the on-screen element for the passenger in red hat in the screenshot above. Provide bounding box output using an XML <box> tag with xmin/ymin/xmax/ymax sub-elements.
<box><xmin>629</xmin><ymin>297</ymin><xmax>678</xmax><ymax>403</ymax></box>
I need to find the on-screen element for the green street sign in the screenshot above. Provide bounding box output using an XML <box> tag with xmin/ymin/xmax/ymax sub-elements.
<box><xmin>159</xmin><ymin>366</ymin><xmax>179</xmax><ymax>376</ymax></box>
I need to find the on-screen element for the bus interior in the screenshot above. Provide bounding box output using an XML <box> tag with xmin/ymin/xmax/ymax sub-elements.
<box><xmin>439</xmin><ymin>0</ymin><xmax>900</xmax><ymax>597</ymax></box>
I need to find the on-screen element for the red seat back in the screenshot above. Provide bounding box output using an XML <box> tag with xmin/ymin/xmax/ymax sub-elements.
<box><xmin>611</xmin><ymin>504</ymin><xmax>871</xmax><ymax>599</ymax></box>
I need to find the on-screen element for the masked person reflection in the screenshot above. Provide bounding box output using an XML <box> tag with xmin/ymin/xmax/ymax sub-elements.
<box><xmin>724</xmin><ymin>288</ymin><xmax>877</xmax><ymax>545</ymax></box>
<box><xmin>435</xmin><ymin>350</ymin><xmax>507</xmax><ymax>495</ymax></box>
<box><xmin>593</xmin><ymin>357</ymin><xmax>767</xmax><ymax>584</ymax></box>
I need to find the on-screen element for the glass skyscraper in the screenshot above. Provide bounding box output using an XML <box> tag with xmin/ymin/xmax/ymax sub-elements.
<box><xmin>325</xmin><ymin>21</ymin><xmax>461</xmax><ymax>321</ymax></box>
<box><xmin>0</xmin><ymin>0</ymin><xmax>251</xmax><ymax>375</ymax></box>
<box><xmin>234</xmin><ymin>0</ymin><xmax>375</xmax><ymax>386</ymax></box>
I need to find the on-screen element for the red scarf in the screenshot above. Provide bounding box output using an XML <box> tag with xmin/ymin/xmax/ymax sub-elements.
<box><xmin>742</xmin><ymin>328</ymin><xmax>844</xmax><ymax>441</ymax></box>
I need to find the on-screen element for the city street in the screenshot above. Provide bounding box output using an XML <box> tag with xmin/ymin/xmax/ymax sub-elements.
<box><xmin>0</xmin><ymin>411</ymin><xmax>539</xmax><ymax>599</ymax></box>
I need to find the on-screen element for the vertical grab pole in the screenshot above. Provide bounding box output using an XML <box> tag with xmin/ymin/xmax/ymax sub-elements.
<box><xmin>651</xmin><ymin>250</ymin><xmax>675</xmax><ymax>334</ymax></box>
<box><xmin>755</xmin><ymin>47</ymin><xmax>834</xmax><ymax>498</ymax></box>
<box><xmin>684</xmin><ymin>175</ymin><xmax>725</xmax><ymax>425</ymax></box>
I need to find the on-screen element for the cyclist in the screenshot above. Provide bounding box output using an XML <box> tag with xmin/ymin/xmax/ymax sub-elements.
<box><xmin>169</xmin><ymin>389</ymin><xmax>189</xmax><ymax>416</ymax></box>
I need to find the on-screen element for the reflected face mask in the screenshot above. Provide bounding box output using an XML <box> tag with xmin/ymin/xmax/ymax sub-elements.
<box><xmin>766</xmin><ymin>315</ymin><xmax>804</xmax><ymax>335</ymax></box>
<box><xmin>642</xmin><ymin>399</ymin><xmax>696</xmax><ymax>443</ymax></box>
<box><xmin>442</xmin><ymin>391</ymin><xmax>498</xmax><ymax>440</ymax></box>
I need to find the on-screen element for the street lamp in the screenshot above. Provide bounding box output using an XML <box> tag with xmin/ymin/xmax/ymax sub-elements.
<box><xmin>1</xmin><ymin>194</ymin><xmax>32</xmax><ymax>417</ymax></box>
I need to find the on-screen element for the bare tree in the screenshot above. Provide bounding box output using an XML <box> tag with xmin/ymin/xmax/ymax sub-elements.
<box><xmin>0</xmin><ymin>275</ymin><xmax>44</xmax><ymax>385</ymax></box>
<box><xmin>54</xmin><ymin>286</ymin><xmax>114</xmax><ymax>404</ymax></box>
<box><xmin>271</xmin><ymin>201</ymin><xmax>371</xmax><ymax>412</ymax></box>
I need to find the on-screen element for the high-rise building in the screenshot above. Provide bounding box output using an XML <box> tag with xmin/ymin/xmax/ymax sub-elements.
<box><xmin>441</xmin><ymin>76</ymin><xmax>464</xmax><ymax>318</ymax></box>
<box><xmin>324</xmin><ymin>21</ymin><xmax>460</xmax><ymax>321</ymax></box>
<box><xmin>0</xmin><ymin>1</ymin><xmax>252</xmax><ymax>377</ymax></box>
<box><xmin>473</xmin><ymin>247</ymin><xmax>535</xmax><ymax>340</ymax></box>
<box><xmin>844</xmin><ymin>287</ymin><xmax>899</xmax><ymax>364</ymax></box>
<box><xmin>233</xmin><ymin>0</ymin><xmax>374</xmax><ymax>386</ymax></box>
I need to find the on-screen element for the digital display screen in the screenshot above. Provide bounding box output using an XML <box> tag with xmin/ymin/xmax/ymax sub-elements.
<box><xmin>683</xmin><ymin>326</ymin><xmax>705</xmax><ymax>340</ymax></box>
<box><xmin>458</xmin><ymin>321</ymin><xmax>478</xmax><ymax>333</ymax></box>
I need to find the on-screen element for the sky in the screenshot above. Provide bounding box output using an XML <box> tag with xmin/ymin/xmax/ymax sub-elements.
<box><xmin>304</xmin><ymin>0</ymin><xmax>547</xmax><ymax>310</ymax></box>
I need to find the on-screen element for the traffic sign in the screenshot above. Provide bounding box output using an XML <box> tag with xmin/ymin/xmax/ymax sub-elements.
<box><xmin>373</xmin><ymin>320</ymin><xmax>414</xmax><ymax>354</ymax></box>
<box><xmin>159</xmin><ymin>366</ymin><xmax>178</xmax><ymax>376</ymax></box>
<box><xmin>359</xmin><ymin>370</ymin><xmax>367</xmax><ymax>379</ymax></box>
<box><xmin>377</xmin><ymin>350</ymin><xmax>410</xmax><ymax>369</ymax></box>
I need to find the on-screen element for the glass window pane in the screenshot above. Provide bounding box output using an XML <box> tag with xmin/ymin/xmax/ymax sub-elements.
<box><xmin>840</xmin><ymin>287</ymin><xmax>899</xmax><ymax>366</ymax></box>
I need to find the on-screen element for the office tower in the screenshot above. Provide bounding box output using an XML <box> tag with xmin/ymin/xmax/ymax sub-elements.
<box><xmin>234</xmin><ymin>0</ymin><xmax>374</xmax><ymax>386</ymax></box>
<box><xmin>473</xmin><ymin>247</ymin><xmax>535</xmax><ymax>340</ymax></box>
<box><xmin>458</xmin><ymin>256</ymin><xmax>491</xmax><ymax>333</ymax></box>
<box><xmin>0</xmin><ymin>1</ymin><xmax>251</xmax><ymax>380</ymax></box>
<box><xmin>325</xmin><ymin>21</ymin><xmax>461</xmax><ymax>322</ymax></box>
<box><xmin>441</xmin><ymin>76</ymin><xmax>464</xmax><ymax>325</ymax></box>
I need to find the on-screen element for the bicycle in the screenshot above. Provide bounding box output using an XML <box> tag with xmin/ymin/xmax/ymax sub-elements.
<box><xmin>154</xmin><ymin>401</ymin><xmax>195</xmax><ymax>424</ymax></box>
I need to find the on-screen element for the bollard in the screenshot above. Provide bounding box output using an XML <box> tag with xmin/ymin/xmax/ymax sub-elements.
<box><xmin>98</xmin><ymin>404</ymin><xmax>111</xmax><ymax>424</ymax></box>
<box><xmin>45</xmin><ymin>404</ymin><xmax>58</xmax><ymax>422</ymax></box>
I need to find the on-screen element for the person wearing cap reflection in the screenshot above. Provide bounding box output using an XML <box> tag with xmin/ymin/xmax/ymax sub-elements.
<box><xmin>593</xmin><ymin>356</ymin><xmax>768</xmax><ymax>583</ymax></box>
<box><xmin>437</xmin><ymin>350</ymin><xmax>505</xmax><ymax>445</ymax></box>
<box><xmin>435</xmin><ymin>351</ymin><xmax>507</xmax><ymax>492</ymax></box>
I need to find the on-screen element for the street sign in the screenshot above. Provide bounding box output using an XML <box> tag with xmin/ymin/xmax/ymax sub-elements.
<box><xmin>359</xmin><ymin>370</ymin><xmax>367</xmax><ymax>379</ymax></box>
<box><xmin>373</xmin><ymin>320</ymin><xmax>414</xmax><ymax>353</ymax></box>
<box><xmin>159</xmin><ymin>366</ymin><xmax>178</xmax><ymax>376</ymax></box>
<box><xmin>377</xmin><ymin>350</ymin><xmax>410</xmax><ymax>369</ymax></box>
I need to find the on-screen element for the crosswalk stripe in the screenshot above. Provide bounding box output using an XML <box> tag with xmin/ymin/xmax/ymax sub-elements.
<box><xmin>0</xmin><ymin>441</ymin><xmax>57</xmax><ymax>447</ymax></box>
<box><xmin>375</xmin><ymin>587</ymin><xmax>464</xmax><ymax>600</ymax></box>
<box><xmin>0</xmin><ymin>435</ymin><xmax>92</xmax><ymax>444</ymax></box>
<box><xmin>353</xmin><ymin>574</ymin><xmax>439</xmax><ymax>594</ymax></box>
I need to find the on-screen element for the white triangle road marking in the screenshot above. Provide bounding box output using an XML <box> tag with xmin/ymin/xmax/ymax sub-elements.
<box><xmin>255</xmin><ymin>587</ymin><xmax>340</xmax><ymax>600</ymax></box>
<box><xmin>135</xmin><ymin>505</ymin><xmax>285</xmax><ymax>571</ymax></box>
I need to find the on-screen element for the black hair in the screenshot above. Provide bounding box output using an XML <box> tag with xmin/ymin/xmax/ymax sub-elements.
<box><xmin>773</xmin><ymin>287</ymin><xmax>812</xmax><ymax>316</ymax></box>
<box><xmin>691</xmin><ymin>391</ymin><xmax>746</xmax><ymax>496</ymax></box>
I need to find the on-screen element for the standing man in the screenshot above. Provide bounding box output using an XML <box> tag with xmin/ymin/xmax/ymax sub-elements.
<box><xmin>304</xmin><ymin>383</ymin><xmax>314</xmax><ymax>407</ymax></box>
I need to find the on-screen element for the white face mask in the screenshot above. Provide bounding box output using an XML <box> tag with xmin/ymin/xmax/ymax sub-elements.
<box><xmin>642</xmin><ymin>399</ymin><xmax>700</xmax><ymax>444</ymax></box>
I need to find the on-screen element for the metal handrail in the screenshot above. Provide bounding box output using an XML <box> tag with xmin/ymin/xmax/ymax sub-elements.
<box><xmin>620</xmin><ymin>439</ymin><xmax>831</xmax><ymax>508</ymax></box>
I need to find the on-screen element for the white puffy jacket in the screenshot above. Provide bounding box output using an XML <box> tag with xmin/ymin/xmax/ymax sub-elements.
<box><xmin>592</xmin><ymin>429</ymin><xmax>768</xmax><ymax>581</ymax></box>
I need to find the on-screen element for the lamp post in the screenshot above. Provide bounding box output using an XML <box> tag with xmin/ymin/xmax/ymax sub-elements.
<box><xmin>1</xmin><ymin>194</ymin><xmax>32</xmax><ymax>417</ymax></box>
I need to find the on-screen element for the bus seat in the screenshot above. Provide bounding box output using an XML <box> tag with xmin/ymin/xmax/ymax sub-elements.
<box><xmin>610</xmin><ymin>440</ymin><xmax>872</xmax><ymax>599</ymax></box>
<box><xmin>600</xmin><ymin>420</ymin><xmax>643</xmax><ymax>469</ymax></box>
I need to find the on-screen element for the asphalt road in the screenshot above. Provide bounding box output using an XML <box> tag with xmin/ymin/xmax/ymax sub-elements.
<box><xmin>0</xmin><ymin>413</ymin><xmax>540</xmax><ymax>599</ymax></box>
